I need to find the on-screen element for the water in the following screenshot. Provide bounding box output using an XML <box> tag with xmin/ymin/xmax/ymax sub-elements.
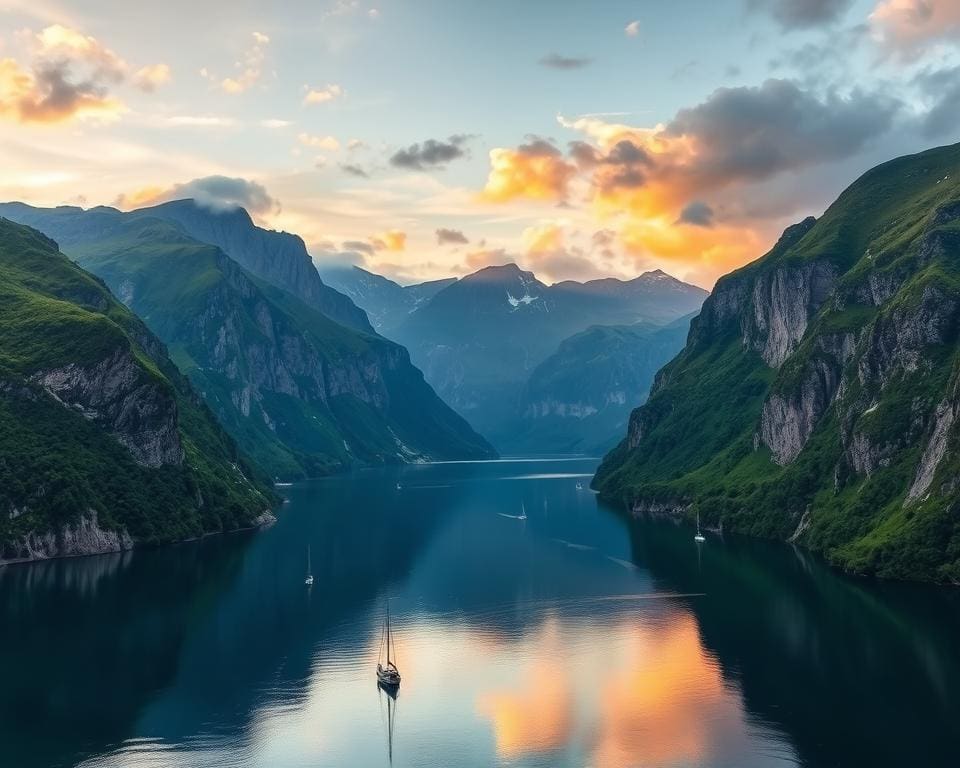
<box><xmin>2</xmin><ymin>458</ymin><xmax>959</xmax><ymax>768</ymax></box>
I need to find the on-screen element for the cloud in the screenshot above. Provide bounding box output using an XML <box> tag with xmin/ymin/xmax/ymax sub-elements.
<box><xmin>390</xmin><ymin>134</ymin><xmax>472</xmax><ymax>171</ymax></box>
<box><xmin>303</xmin><ymin>83</ymin><xmax>344</xmax><ymax>105</ymax></box>
<box><xmin>625</xmin><ymin>20</ymin><xmax>641</xmax><ymax>37</ymax></box>
<box><xmin>748</xmin><ymin>0</ymin><xmax>855</xmax><ymax>28</ymax></box>
<box><xmin>518</xmin><ymin>222</ymin><xmax>609</xmax><ymax>281</ymax></box>
<box><xmin>343</xmin><ymin>239</ymin><xmax>375</xmax><ymax>255</ymax></box>
<box><xmin>133</xmin><ymin>63</ymin><xmax>171</xmax><ymax>92</ymax></box>
<box><xmin>481</xmin><ymin>138</ymin><xmax>578</xmax><ymax>203</ymax></box>
<box><xmin>0</xmin><ymin>24</ymin><xmax>128</xmax><ymax>123</ymax></box>
<box><xmin>163</xmin><ymin>115</ymin><xmax>237</xmax><ymax>127</ymax></box>
<box><xmin>914</xmin><ymin>64</ymin><xmax>960</xmax><ymax>138</ymax></box>
<box><xmin>261</xmin><ymin>118</ymin><xmax>292</xmax><ymax>128</ymax></box>
<box><xmin>298</xmin><ymin>132</ymin><xmax>340</xmax><ymax>150</ymax></box>
<box><xmin>539</xmin><ymin>53</ymin><xmax>593</xmax><ymax>70</ymax></box>
<box><xmin>370</xmin><ymin>229</ymin><xmax>406</xmax><ymax>251</ymax></box>
<box><xmin>436</xmin><ymin>227</ymin><xmax>469</xmax><ymax>245</ymax></box>
<box><xmin>870</xmin><ymin>0</ymin><xmax>960</xmax><ymax>58</ymax></box>
<box><xmin>678</xmin><ymin>200</ymin><xmax>715</xmax><ymax>227</ymax></box>
<box><xmin>464</xmin><ymin>247</ymin><xmax>512</xmax><ymax>272</ymax></box>
<box><xmin>347</xmin><ymin>138</ymin><xmax>366</xmax><ymax>150</ymax></box>
<box><xmin>116</xmin><ymin>175</ymin><xmax>278</xmax><ymax>215</ymax></box>
<box><xmin>220</xmin><ymin>32</ymin><xmax>269</xmax><ymax>94</ymax></box>
<box><xmin>340</xmin><ymin>163</ymin><xmax>369</xmax><ymax>178</ymax></box>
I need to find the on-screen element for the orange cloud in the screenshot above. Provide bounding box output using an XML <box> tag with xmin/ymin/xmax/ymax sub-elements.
<box><xmin>481</xmin><ymin>139</ymin><xmax>577</xmax><ymax>203</ymax></box>
<box><xmin>522</xmin><ymin>222</ymin><xmax>564</xmax><ymax>254</ymax></box>
<box><xmin>303</xmin><ymin>83</ymin><xmax>344</xmax><ymax>105</ymax></box>
<box><xmin>371</xmin><ymin>229</ymin><xmax>406</xmax><ymax>252</ymax></box>
<box><xmin>220</xmin><ymin>32</ymin><xmax>269</xmax><ymax>94</ymax></box>
<box><xmin>0</xmin><ymin>24</ymin><xmax>129</xmax><ymax>124</ymax></box>
<box><xmin>870</xmin><ymin>0</ymin><xmax>960</xmax><ymax>56</ymax></box>
<box><xmin>133</xmin><ymin>63</ymin><xmax>171</xmax><ymax>92</ymax></box>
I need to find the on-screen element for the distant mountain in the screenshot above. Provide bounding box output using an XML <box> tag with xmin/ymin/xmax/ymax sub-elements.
<box><xmin>595</xmin><ymin>142</ymin><xmax>960</xmax><ymax>584</ymax></box>
<box><xmin>0</xmin><ymin>203</ymin><xmax>496</xmax><ymax>479</ymax></box>
<box><xmin>387</xmin><ymin>262</ymin><xmax>707</xmax><ymax>446</ymax></box>
<box><xmin>0</xmin><ymin>217</ymin><xmax>274</xmax><ymax>563</ymax></box>
<box><xmin>319</xmin><ymin>265</ymin><xmax>456</xmax><ymax>334</ymax></box>
<box><xmin>132</xmin><ymin>199</ymin><xmax>374</xmax><ymax>333</ymax></box>
<box><xmin>507</xmin><ymin>314</ymin><xmax>695</xmax><ymax>455</ymax></box>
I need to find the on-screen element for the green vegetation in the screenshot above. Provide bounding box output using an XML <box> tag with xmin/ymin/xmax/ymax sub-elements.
<box><xmin>0</xmin><ymin>204</ymin><xmax>495</xmax><ymax>479</ymax></box>
<box><xmin>596</xmin><ymin>143</ymin><xmax>960</xmax><ymax>584</ymax></box>
<box><xmin>0</xmin><ymin>217</ymin><xmax>274</xmax><ymax>556</ymax></box>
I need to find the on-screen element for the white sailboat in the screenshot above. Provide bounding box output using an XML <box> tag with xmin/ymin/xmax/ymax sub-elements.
<box><xmin>575</xmin><ymin>480</ymin><xmax>583</xmax><ymax>490</ymax></box>
<box><xmin>305</xmin><ymin>545</ymin><xmax>314</xmax><ymax>585</ymax></box>
<box><xmin>377</xmin><ymin>601</ymin><xmax>401</xmax><ymax>689</ymax></box>
<box><xmin>519</xmin><ymin>502</ymin><xmax>527</xmax><ymax>521</ymax></box>
<box><xmin>694</xmin><ymin>512</ymin><xmax>706</xmax><ymax>543</ymax></box>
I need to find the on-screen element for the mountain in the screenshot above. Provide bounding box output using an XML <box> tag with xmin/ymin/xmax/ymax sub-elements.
<box><xmin>388</xmin><ymin>263</ymin><xmax>707</xmax><ymax>447</ymax></box>
<box><xmin>318</xmin><ymin>265</ymin><xmax>456</xmax><ymax>334</ymax></box>
<box><xmin>595</xmin><ymin>142</ymin><xmax>960</xmax><ymax>584</ymax></box>
<box><xmin>0</xmin><ymin>217</ymin><xmax>274</xmax><ymax>563</ymax></box>
<box><xmin>0</xmin><ymin>204</ymin><xmax>496</xmax><ymax>479</ymax></box>
<box><xmin>131</xmin><ymin>199</ymin><xmax>374</xmax><ymax>333</ymax></box>
<box><xmin>507</xmin><ymin>314</ymin><xmax>695</xmax><ymax>455</ymax></box>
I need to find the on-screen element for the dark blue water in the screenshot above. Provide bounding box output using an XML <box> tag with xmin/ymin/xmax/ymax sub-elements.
<box><xmin>2</xmin><ymin>458</ymin><xmax>959</xmax><ymax>768</ymax></box>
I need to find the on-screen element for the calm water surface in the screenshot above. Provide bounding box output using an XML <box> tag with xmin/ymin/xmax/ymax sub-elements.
<box><xmin>3</xmin><ymin>458</ymin><xmax>960</xmax><ymax>768</ymax></box>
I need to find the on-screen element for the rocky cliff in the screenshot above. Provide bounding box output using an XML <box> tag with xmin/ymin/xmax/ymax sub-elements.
<box><xmin>0</xmin><ymin>218</ymin><xmax>274</xmax><ymax>563</ymax></box>
<box><xmin>0</xmin><ymin>205</ymin><xmax>495</xmax><ymax>478</ymax></box>
<box><xmin>596</xmin><ymin>142</ymin><xmax>960</xmax><ymax>583</ymax></box>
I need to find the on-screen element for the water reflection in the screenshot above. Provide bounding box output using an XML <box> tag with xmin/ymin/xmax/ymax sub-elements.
<box><xmin>1</xmin><ymin>459</ymin><xmax>959</xmax><ymax>768</ymax></box>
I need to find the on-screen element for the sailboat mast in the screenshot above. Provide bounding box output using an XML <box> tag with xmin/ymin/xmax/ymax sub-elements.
<box><xmin>386</xmin><ymin>602</ymin><xmax>391</xmax><ymax>666</ymax></box>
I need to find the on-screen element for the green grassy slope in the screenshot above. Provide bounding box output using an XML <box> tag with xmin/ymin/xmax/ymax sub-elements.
<box><xmin>0</xmin><ymin>219</ymin><xmax>273</xmax><ymax>555</ymax></box>
<box><xmin>595</xmin><ymin>143</ymin><xmax>960</xmax><ymax>583</ymax></box>
<box><xmin>0</xmin><ymin>205</ymin><xmax>495</xmax><ymax>478</ymax></box>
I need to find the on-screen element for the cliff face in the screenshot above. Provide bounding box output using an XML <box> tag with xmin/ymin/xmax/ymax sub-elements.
<box><xmin>0</xmin><ymin>205</ymin><xmax>495</xmax><ymax>478</ymax></box>
<box><xmin>596</xmin><ymin>143</ymin><xmax>960</xmax><ymax>583</ymax></box>
<box><xmin>0</xmin><ymin>218</ymin><xmax>273</xmax><ymax>563</ymax></box>
<box><xmin>135</xmin><ymin>200</ymin><xmax>374</xmax><ymax>333</ymax></box>
<box><xmin>506</xmin><ymin>318</ymin><xmax>694</xmax><ymax>454</ymax></box>
<box><xmin>31</xmin><ymin>348</ymin><xmax>185</xmax><ymax>468</ymax></box>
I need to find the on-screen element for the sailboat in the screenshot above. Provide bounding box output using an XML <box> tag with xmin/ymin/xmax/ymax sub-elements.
<box><xmin>305</xmin><ymin>545</ymin><xmax>314</xmax><ymax>585</ymax></box>
<box><xmin>519</xmin><ymin>502</ymin><xmax>527</xmax><ymax>521</ymax></box>
<box><xmin>575</xmin><ymin>480</ymin><xmax>583</xmax><ymax>490</ymax></box>
<box><xmin>694</xmin><ymin>512</ymin><xmax>706</xmax><ymax>543</ymax></box>
<box><xmin>377</xmin><ymin>601</ymin><xmax>401</xmax><ymax>689</ymax></box>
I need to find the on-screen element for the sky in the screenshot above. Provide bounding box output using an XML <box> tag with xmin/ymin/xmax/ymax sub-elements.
<box><xmin>1</xmin><ymin>0</ymin><xmax>959</xmax><ymax>288</ymax></box>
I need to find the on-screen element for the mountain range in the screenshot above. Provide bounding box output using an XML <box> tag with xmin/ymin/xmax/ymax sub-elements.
<box><xmin>0</xmin><ymin>202</ymin><xmax>495</xmax><ymax>480</ymax></box>
<box><xmin>0</xmin><ymin>217</ymin><xmax>274</xmax><ymax>562</ymax></box>
<box><xmin>327</xmin><ymin>262</ymin><xmax>707</xmax><ymax>450</ymax></box>
<box><xmin>595</xmin><ymin>142</ymin><xmax>960</xmax><ymax>583</ymax></box>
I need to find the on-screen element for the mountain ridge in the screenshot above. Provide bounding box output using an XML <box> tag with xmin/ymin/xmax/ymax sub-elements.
<box><xmin>595</xmin><ymin>142</ymin><xmax>960</xmax><ymax>583</ymax></box>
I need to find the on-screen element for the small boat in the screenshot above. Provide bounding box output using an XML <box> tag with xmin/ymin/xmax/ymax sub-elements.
<box><xmin>694</xmin><ymin>512</ymin><xmax>706</xmax><ymax>543</ymax></box>
<box><xmin>396</xmin><ymin>482</ymin><xmax>402</xmax><ymax>491</ymax></box>
<box><xmin>377</xmin><ymin>601</ymin><xmax>401</xmax><ymax>689</ymax></box>
<box><xmin>519</xmin><ymin>502</ymin><xmax>527</xmax><ymax>521</ymax></box>
<box><xmin>305</xmin><ymin>545</ymin><xmax>314</xmax><ymax>586</ymax></box>
<box><xmin>575</xmin><ymin>481</ymin><xmax>583</xmax><ymax>490</ymax></box>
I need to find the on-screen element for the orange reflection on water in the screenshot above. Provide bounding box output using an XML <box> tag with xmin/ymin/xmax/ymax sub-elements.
<box><xmin>475</xmin><ymin>609</ymin><xmax>748</xmax><ymax>768</ymax></box>
<box><xmin>475</xmin><ymin>618</ymin><xmax>573</xmax><ymax>758</ymax></box>
<box><xmin>592</xmin><ymin>614</ymin><xmax>742</xmax><ymax>768</ymax></box>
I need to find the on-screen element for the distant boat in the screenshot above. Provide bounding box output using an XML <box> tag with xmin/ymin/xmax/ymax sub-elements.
<box><xmin>519</xmin><ymin>502</ymin><xmax>527</xmax><ymax>521</ymax></box>
<box><xmin>694</xmin><ymin>512</ymin><xmax>706</xmax><ymax>543</ymax></box>
<box><xmin>576</xmin><ymin>480</ymin><xmax>583</xmax><ymax>490</ymax></box>
<box><xmin>305</xmin><ymin>545</ymin><xmax>314</xmax><ymax>586</ymax></box>
<box><xmin>377</xmin><ymin>601</ymin><xmax>401</xmax><ymax>689</ymax></box>
<box><xmin>396</xmin><ymin>482</ymin><xmax>402</xmax><ymax>491</ymax></box>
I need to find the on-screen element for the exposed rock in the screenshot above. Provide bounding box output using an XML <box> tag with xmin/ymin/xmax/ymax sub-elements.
<box><xmin>1</xmin><ymin>510</ymin><xmax>133</xmax><ymax>564</ymax></box>
<box><xmin>31</xmin><ymin>348</ymin><xmax>184</xmax><ymax>467</ymax></box>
